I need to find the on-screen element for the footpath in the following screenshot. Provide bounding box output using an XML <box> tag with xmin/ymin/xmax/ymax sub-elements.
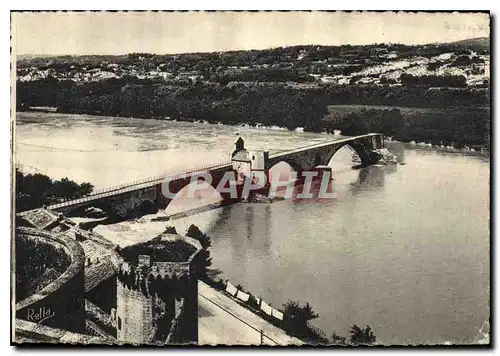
<box><xmin>198</xmin><ymin>281</ymin><xmax>303</xmax><ymax>346</ymax></box>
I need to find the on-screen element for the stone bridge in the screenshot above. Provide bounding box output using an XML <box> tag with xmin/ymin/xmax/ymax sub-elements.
<box><xmin>46</xmin><ymin>133</ymin><xmax>384</xmax><ymax>220</ymax></box>
<box><xmin>265</xmin><ymin>133</ymin><xmax>383</xmax><ymax>171</ymax></box>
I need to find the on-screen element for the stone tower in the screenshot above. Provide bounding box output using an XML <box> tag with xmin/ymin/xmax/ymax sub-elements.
<box><xmin>115</xmin><ymin>233</ymin><xmax>202</xmax><ymax>345</ymax></box>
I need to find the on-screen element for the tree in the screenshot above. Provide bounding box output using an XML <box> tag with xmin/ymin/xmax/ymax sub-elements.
<box><xmin>53</xmin><ymin>177</ymin><xmax>93</xmax><ymax>200</ymax></box>
<box><xmin>283</xmin><ymin>300</ymin><xmax>319</xmax><ymax>335</ymax></box>
<box><xmin>79</xmin><ymin>182</ymin><xmax>94</xmax><ymax>196</ymax></box>
<box><xmin>331</xmin><ymin>331</ymin><xmax>347</xmax><ymax>345</ymax></box>
<box><xmin>349</xmin><ymin>325</ymin><xmax>376</xmax><ymax>345</ymax></box>
<box><xmin>193</xmin><ymin>249</ymin><xmax>212</xmax><ymax>281</ymax></box>
<box><xmin>186</xmin><ymin>224</ymin><xmax>212</xmax><ymax>280</ymax></box>
<box><xmin>186</xmin><ymin>224</ymin><xmax>211</xmax><ymax>249</ymax></box>
<box><xmin>337</xmin><ymin>112</ymin><xmax>369</xmax><ymax>136</ymax></box>
<box><xmin>16</xmin><ymin>171</ymin><xmax>53</xmax><ymax>210</ymax></box>
<box><xmin>15</xmin><ymin>169</ymin><xmax>94</xmax><ymax>212</ymax></box>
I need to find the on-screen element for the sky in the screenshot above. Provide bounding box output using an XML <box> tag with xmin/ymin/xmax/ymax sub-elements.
<box><xmin>12</xmin><ymin>11</ymin><xmax>490</xmax><ymax>55</ymax></box>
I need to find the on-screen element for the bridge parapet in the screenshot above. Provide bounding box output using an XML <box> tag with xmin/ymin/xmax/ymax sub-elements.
<box><xmin>47</xmin><ymin>161</ymin><xmax>232</xmax><ymax>211</ymax></box>
<box><xmin>266</xmin><ymin>133</ymin><xmax>384</xmax><ymax>171</ymax></box>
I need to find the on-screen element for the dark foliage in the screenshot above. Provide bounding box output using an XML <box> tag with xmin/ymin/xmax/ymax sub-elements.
<box><xmin>15</xmin><ymin>234</ymin><xmax>71</xmax><ymax>301</ymax></box>
<box><xmin>186</xmin><ymin>224</ymin><xmax>211</xmax><ymax>249</ymax></box>
<box><xmin>17</xmin><ymin>77</ymin><xmax>490</xmax><ymax>147</ymax></box>
<box><xmin>186</xmin><ymin>224</ymin><xmax>212</xmax><ymax>280</ymax></box>
<box><xmin>349</xmin><ymin>324</ymin><xmax>376</xmax><ymax>345</ymax></box>
<box><xmin>333</xmin><ymin>108</ymin><xmax>404</xmax><ymax>136</ymax></box>
<box><xmin>211</xmin><ymin>67</ymin><xmax>315</xmax><ymax>84</ymax></box>
<box><xmin>400</xmin><ymin>73</ymin><xmax>467</xmax><ymax>88</ymax></box>
<box><xmin>282</xmin><ymin>300</ymin><xmax>319</xmax><ymax>338</ymax></box>
<box><xmin>204</xmin><ymin>277</ymin><xmax>226</xmax><ymax>291</ymax></box>
<box><xmin>119</xmin><ymin>239</ymin><xmax>197</xmax><ymax>264</ymax></box>
<box><xmin>15</xmin><ymin>169</ymin><xmax>94</xmax><ymax>212</ymax></box>
<box><xmin>331</xmin><ymin>331</ymin><xmax>348</xmax><ymax>345</ymax></box>
<box><xmin>330</xmin><ymin>325</ymin><xmax>376</xmax><ymax>345</ymax></box>
<box><xmin>330</xmin><ymin>107</ymin><xmax>489</xmax><ymax>148</ymax></box>
<box><xmin>164</xmin><ymin>225</ymin><xmax>178</xmax><ymax>234</ymax></box>
<box><xmin>16</xmin><ymin>78</ymin><xmax>329</xmax><ymax>132</ymax></box>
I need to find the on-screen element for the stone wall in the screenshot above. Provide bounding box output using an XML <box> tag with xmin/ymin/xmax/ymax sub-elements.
<box><xmin>150</xmin><ymin>262</ymin><xmax>191</xmax><ymax>278</ymax></box>
<box><xmin>14</xmin><ymin>319</ymin><xmax>110</xmax><ymax>345</ymax></box>
<box><xmin>165</xmin><ymin>299</ymin><xmax>186</xmax><ymax>344</ymax></box>
<box><xmin>15</xmin><ymin>227</ymin><xmax>86</xmax><ymax>334</ymax></box>
<box><xmin>86</xmin><ymin>275</ymin><xmax>117</xmax><ymax>313</ymax></box>
<box><xmin>116</xmin><ymin>281</ymin><xmax>156</xmax><ymax>344</ymax></box>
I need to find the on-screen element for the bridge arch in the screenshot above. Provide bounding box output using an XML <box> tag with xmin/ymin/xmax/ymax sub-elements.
<box><xmin>268</xmin><ymin>158</ymin><xmax>304</xmax><ymax>173</ymax></box>
<box><xmin>163</xmin><ymin>181</ymin><xmax>224</xmax><ymax>211</ymax></box>
<box><xmin>161</xmin><ymin>180</ymin><xmax>227</xmax><ymax>235</ymax></box>
<box><xmin>157</xmin><ymin>169</ymin><xmax>239</xmax><ymax>213</ymax></box>
<box><xmin>267</xmin><ymin>159</ymin><xmax>304</xmax><ymax>184</ymax></box>
<box><xmin>323</xmin><ymin>141</ymin><xmax>372</xmax><ymax>168</ymax></box>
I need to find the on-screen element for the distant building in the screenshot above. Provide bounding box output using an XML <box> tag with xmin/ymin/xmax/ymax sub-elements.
<box><xmin>176</xmin><ymin>71</ymin><xmax>200</xmax><ymax>82</ymax></box>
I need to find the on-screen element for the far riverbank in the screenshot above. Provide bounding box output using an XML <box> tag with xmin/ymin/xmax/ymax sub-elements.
<box><xmin>18</xmin><ymin>106</ymin><xmax>490</xmax><ymax>152</ymax></box>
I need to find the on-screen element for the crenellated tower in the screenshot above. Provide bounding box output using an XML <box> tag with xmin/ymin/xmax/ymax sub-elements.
<box><xmin>115</xmin><ymin>233</ymin><xmax>201</xmax><ymax>345</ymax></box>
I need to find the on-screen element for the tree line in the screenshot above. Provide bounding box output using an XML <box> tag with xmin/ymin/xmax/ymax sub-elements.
<box><xmin>330</xmin><ymin>107</ymin><xmax>489</xmax><ymax>148</ymax></box>
<box><xmin>400</xmin><ymin>74</ymin><xmax>467</xmax><ymax>88</ymax></box>
<box><xmin>17</xmin><ymin>76</ymin><xmax>489</xmax><ymax>113</ymax></box>
<box><xmin>17</xmin><ymin>78</ymin><xmax>329</xmax><ymax>131</ymax></box>
<box><xmin>15</xmin><ymin>169</ymin><xmax>94</xmax><ymax>212</ymax></box>
<box><xmin>210</xmin><ymin>67</ymin><xmax>316</xmax><ymax>84</ymax></box>
<box><xmin>17</xmin><ymin>77</ymin><xmax>490</xmax><ymax>146</ymax></box>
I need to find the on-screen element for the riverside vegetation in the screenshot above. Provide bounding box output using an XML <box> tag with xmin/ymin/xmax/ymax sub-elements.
<box><xmin>15</xmin><ymin>169</ymin><xmax>94</xmax><ymax>212</ymax></box>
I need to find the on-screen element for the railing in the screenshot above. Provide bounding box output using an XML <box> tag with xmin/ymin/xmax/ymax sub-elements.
<box><xmin>90</xmin><ymin>160</ymin><xmax>232</xmax><ymax>195</ymax></box>
<box><xmin>269</xmin><ymin>133</ymin><xmax>381</xmax><ymax>158</ymax></box>
<box><xmin>47</xmin><ymin>160</ymin><xmax>232</xmax><ymax>210</ymax></box>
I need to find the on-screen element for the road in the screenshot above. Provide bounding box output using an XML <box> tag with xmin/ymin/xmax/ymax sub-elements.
<box><xmin>198</xmin><ymin>281</ymin><xmax>303</xmax><ymax>346</ymax></box>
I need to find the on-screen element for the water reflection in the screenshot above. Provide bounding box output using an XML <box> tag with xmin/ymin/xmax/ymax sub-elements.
<box><xmin>244</xmin><ymin>204</ymin><xmax>272</xmax><ymax>252</ymax></box>
<box><xmin>354</xmin><ymin>166</ymin><xmax>385</xmax><ymax>188</ymax></box>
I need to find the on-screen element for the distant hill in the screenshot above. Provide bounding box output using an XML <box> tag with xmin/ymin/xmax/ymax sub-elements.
<box><xmin>444</xmin><ymin>37</ymin><xmax>490</xmax><ymax>51</ymax></box>
<box><xmin>16</xmin><ymin>36</ymin><xmax>491</xmax><ymax>61</ymax></box>
<box><xmin>16</xmin><ymin>54</ymin><xmax>58</xmax><ymax>60</ymax></box>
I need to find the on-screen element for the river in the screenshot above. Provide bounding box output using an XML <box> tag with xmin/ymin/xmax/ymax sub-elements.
<box><xmin>15</xmin><ymin>112</ymin><xmax>490</xmax><ymax>345</ymax></box>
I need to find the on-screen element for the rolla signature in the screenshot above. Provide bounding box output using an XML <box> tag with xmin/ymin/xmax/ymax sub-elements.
<box><xmin>27</xmin><ymin>307</ymin><xmax>55</xmax><ymax>324</ymax></box>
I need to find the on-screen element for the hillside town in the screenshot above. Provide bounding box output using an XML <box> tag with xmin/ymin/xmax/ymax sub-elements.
<box><xmin>17</xmin><ymin>40</ymin><xmax>489</xmax><ymax>88</ymax></box>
